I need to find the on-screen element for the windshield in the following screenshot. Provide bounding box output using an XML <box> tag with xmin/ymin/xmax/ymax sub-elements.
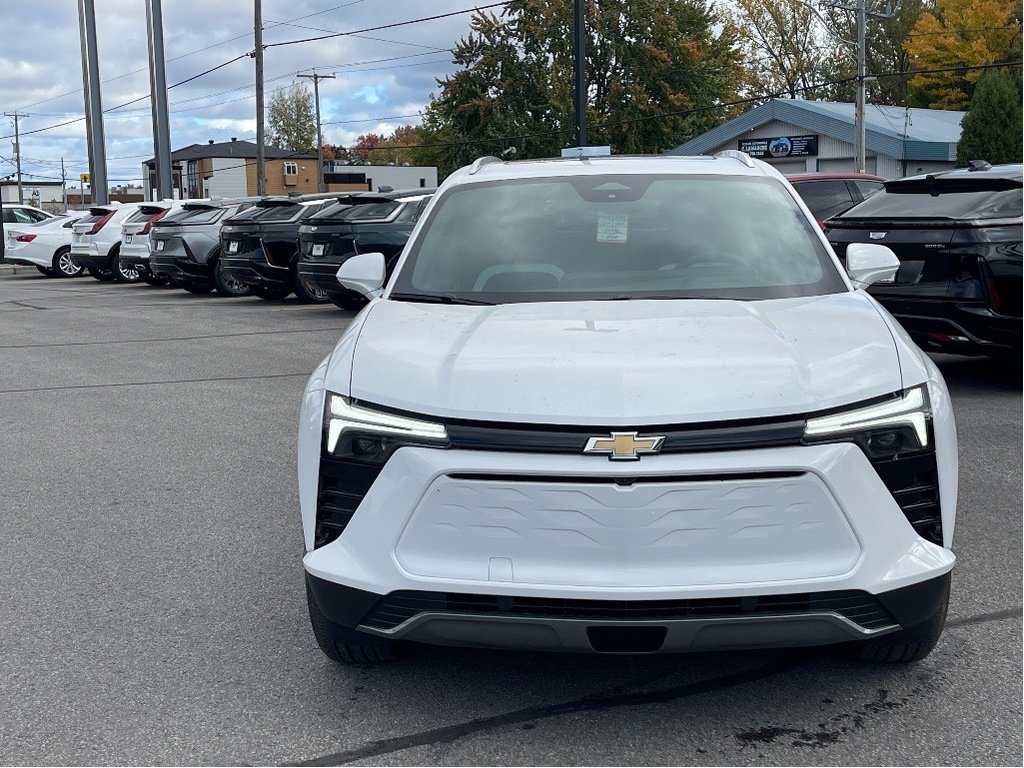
<box><xmin>391</xmin><ymin>174</ymin><xmax>845</xmax><ymax>303</ymax></box>
<box><xmin>841</xmin><ymin>185</ymin><xmax>1023</xmax><ymax>220</ymax></box>
<box><xmin>257</xmin><ymin>204</ymin><xmax>302</xmax><ymax>222</ymax></box>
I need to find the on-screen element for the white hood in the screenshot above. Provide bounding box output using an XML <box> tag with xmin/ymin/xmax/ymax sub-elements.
<box><xmin>334</xmin><ymin>293</ymin><xmax>903</xmax><ymax>425</ymax></box>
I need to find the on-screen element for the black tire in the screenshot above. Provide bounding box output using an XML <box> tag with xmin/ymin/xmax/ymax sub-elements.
<box><xmin>141</xmin><ymin>274</ymin><xmax>168</xmax><ymax>286</ymax></box>
<box><xmin>111</xmin><ymin>246</ymin><xmax>140</xmax><ymax>283</ymax></box>
<box><xmin>306</xmin><ymin>582</ymin><xmax>399</xmax><ymax>665</ymax></box>
<box><xmin>212</xmin><ymin>258</ymin><xmax>252</xmax><ymax>297</ymax></box>
<box><xmin>255</xmin><ymin>284</ymin><xmax>291</xmax><ymax>300</ymax></box>
<box><xmin>852</xmin><ymin>586</ymin><xmax>949</xmax><ymax>663</ymax></box>
<box><xmin>293</xmin><ymin>271</ymin><xmax>331</xmax><ymax>304</ymax></box>
<box><xmin>36</xmin><ymin>265</ymin><xmax>55</xmax><ymax>276</ymax></box>
<box><xmin>182</xmin><ymin>282</ymin><xmax>213</xmax><ymax>294</ymax></box>
<box><xmin>51</xmin><ymin>246</ymin><xmax>84</xmax><ymax>278</ymax></box>
<box><xmin>87</xmin><ymin>266</ymin><xmax>115</xmax><ymax>282</ymax></box>
<box><xmin>329</xmin><ymin>291</ymin><xmax>368</xmax><ymax>311</ymax></box>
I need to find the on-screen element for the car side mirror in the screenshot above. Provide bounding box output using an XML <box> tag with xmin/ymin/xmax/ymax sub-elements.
<box><xmin>846</xmin><ymin>243</ymin><xmax>900</xmax><ymax>289</ymax></box>
<box><xmin>337</xmin><ymin>251</ymin><xmax>386</xmax><ymax>298</ymax></box>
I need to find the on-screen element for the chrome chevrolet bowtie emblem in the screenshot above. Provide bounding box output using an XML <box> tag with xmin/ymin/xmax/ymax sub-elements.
<box><xmin>583</xmin><ymin>431</ymin><xmax>666</xmax><ymax>461</ymax></box>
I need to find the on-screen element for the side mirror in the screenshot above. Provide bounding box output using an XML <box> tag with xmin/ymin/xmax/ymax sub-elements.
<box><xmin>846</xmin><ymin>243</ymin><xmax>900</xmax><ymax>289</ymax></box>
<box><xmin>337</xmin><ymin>252</ymin><xmax>385</xmax><ymax>298</ymax></box>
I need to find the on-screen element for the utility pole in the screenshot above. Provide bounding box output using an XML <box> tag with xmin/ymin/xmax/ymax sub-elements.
<box><xmin>254</xmin><ymin>0</ymin><xmax>266</xmax><ymax>196</ymax></box>
<box><xmin>572</xmin><ymin>0</ymin><xmax>587</xmax><ymax>147</ymax></box>
<box><xmin>3</xmin><ymin>111</ymin><xmax>24</xmax><ymax>203</ymax></box>
<box><xmin>823</xmin><ymin>1</ymin><xmax>902</xmax><ymax>174</ymax></box>
<box><xmin>77</xmin><ymin>0</ymin><xmax>108</xmax><ymax>204</ymax></box>
<box><xmin>146</xmin><ymin>0</ymin><xmax>173</xmax><ymax>200</ymax></box>
<box><xmin>61</xmin><ymin>157</ymin><xmax>67</xmax><ymax>210</ymax></box>
<box><xmin>298</xmin><ymin>71</ymin><xmax>335</xmax><ymax>192</ymax></box>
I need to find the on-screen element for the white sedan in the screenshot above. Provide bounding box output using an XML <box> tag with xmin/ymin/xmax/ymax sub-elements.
<box><xmin>3</xmin><ymin>211</ymin><xmax>88</xmax><ymax>277</ymax></box>
<box><xmin>299</xmin><ymin>153</ymin><xmax>957</xmax><ymax>665</ymax></box>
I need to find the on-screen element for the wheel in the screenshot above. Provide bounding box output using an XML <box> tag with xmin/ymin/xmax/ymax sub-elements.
<box><xmin>182</xmin><ymin>282</ymin><xmax>213</xmax><ymax>294</ymax></box>
<box><xmin>141</xmin><ymin>274</ymin><xmax>167</xmax><ymax>286</ymax></box>
<box><xmin>306</xmin><ymin>581</ymin><xmax>399</xmax><ymax>665</ymax></box>
<box><xmin>51</xmin><ymin>246</ymin><xmax>84</xmax><ymax>278</ymax></box>
<box><xmin>212</xmin><ymin>258</ymin><xmax>252</xmax><ymax>297</ymax></box>
<box><xmin>852</xmin><ymin>585</ymin><xmax>949</xmax><ymax>663</ymax></box>
<box><xmin>36</xmin><ymin>265</ymin><xmax>55</xmax><ymax>276</ymax></box>
<box><xmin>330</xmin><ymin>291</ymin><xmax>368</xmax><ymax>311</ymax></box>
<box><xmin>255</xmin><ymin>284</ymin><xmax>291</xmax><ymax>300</ymax></box>
<box><xmin>87</xmin><ymin>266</ymin><xmax>115</xmax><ymax>282</ymax></box>
<box><xmin>113</xmin><ymin>257</ymin><xmax>140</xmax><ymax>283</ymax></box>
<box><xmin>293</xmin><ymin>271</ymin><xmax>330</xmax><ymax>304</ymax></box>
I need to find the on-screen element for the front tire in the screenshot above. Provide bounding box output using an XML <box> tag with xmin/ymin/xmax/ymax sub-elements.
<box><xmin>52</xmin><ymin>246</ymin><xmax>84</xmax><ymax>277</ymax></box>
<box><xmin>87</xmin><ymin>266</ymin><xmax>115</xmax><ymax>282</ymax></box>
<box><xmin>329</xmin><ymin>291</ymin><xmax>368</xmax><ymax>311</ymax></box>
<box><xmin>306</xmin><ymin>582</ymin><xmax>399</xmax><ymax>665</ymax></box>
<box><xmin>212</xmin><ymin>258</ymin><xmax>252</xmax><ymax>297</ymax></box>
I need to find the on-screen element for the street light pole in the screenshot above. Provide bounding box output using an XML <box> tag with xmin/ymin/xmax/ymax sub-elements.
<box><xmin>4</xmin><ymin>111</ymin><xmax>25</xmax><ymax>203</ymax></box>
<box><xmin>254</xmin><ymin>0</ymin><xmax>266</xmax><ymax>196</ymax></box>
<box><xmin>146</xmin><ymin>0</ymin><xmax>173</xmax><ymax>200</ymax></box>
<box><xmin>298</xmin><ymin>71</ymin><xmax>335</xmax><ymax>192</ymax></box>
<box><xmin>573</xmin><ymin>0</ymin><xmax>587</xmax><ymax>147</ymax></box>
<box><xmin>855</xmin><ymin>0</ymin><xmax>867</xmax><ymax>173</ymax></box>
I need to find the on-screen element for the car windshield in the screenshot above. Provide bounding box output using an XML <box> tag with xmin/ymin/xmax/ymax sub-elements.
<box><xmin>391</xmin><ymin>174</ymin><xmax>845</xmax><ymax>303</ymax></box>
<box><xmin>257</xmin><ymin>204</ymin><xmax>302</xmax><ymax>222</ymax></box>
<box><xmin>841</xmin><ymin>184</ymin><xmax>1023</xmax><ymax>220</ymax></box>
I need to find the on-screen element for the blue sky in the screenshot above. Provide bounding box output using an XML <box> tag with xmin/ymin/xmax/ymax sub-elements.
<box><xmin>0</xmin><ymin>0</ymin><xmax>483</xmax><ymax>187</ymax></box>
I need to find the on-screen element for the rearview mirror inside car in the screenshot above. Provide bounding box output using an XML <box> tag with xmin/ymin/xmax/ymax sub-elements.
<box><xmin>336</xmin><ymin>252</ymin><xmax>386</xmax><ymax>298</ymax></box>
<box><xmin>846</xmin><ymin>243</ymin><xmax>900</xmax><ymax>289</ymax></box>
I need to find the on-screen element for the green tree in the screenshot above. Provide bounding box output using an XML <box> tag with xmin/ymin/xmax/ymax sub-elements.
<box><xmin>956</xmin><ymin>67</ymin><xmax>1023</xmax><ymax>165</ymax></box>
<box><xmin>417</xmin><ymin>0</ymin><xmax>746</xmax><ymax>176</ymax></box>
<box><xmin>266</xmin><ymin>82</ymin><xmax>317</xmax><ymax>153</ymax></box>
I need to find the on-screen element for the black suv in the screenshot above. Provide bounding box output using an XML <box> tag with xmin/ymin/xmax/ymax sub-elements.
<box><xmin>296</xmin><ymin>189</ymin><xmax>434</xmax><ymax>310</ymax></box>
<box><xmin>219</xmin><ymin>194</ymin><xmax>343</xmax><ymax>302</ymax></box>
<box><xmin>826</xmin><ymin>163</ymin><xmax>1022</xmax><ymax>357</ymax></box>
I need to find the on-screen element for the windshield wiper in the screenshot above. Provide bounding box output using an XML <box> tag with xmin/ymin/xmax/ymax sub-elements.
<box><xmin>389</xmin><ymin>292</ymin><xmax>495</xmax><ymax>306</ymax></box>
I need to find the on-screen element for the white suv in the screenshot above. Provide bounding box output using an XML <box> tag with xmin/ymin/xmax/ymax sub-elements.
<box><xmin>299</xmin><ymin>153</ymin><xmax>957</xmax><ymax>664</ymax></box>
<box><xmin>71</xmin><ymin>202</ymin><xmax>142</xmax><ymax>282</ymax></box>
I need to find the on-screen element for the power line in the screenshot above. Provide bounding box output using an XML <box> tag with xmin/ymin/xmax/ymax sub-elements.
<box><xmin>265</xmin><ymin>2</ymin><xmax>512</xmax><ymax>48</ymax></box>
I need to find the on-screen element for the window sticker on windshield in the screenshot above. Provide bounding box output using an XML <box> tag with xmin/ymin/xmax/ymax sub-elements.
<box><xmin>596</xmin><ymin>212</ymin><xmax>628</xmax><ymax>243</ymax></box>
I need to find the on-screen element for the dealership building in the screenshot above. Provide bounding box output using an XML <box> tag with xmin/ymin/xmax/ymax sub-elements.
<box><xmin>668</xmin><ymin>99</ymin><xmax>965</xmax><ymax>179</ymax></box>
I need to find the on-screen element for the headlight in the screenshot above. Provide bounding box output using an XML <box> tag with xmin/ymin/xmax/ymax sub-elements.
<box><xmin>324</xmin><ymin>393</ymin><xmax>448</xmax><ymax>461</ymax></box>
<box><xmin>803</xmin><ymin>386</ymin><xmax>931</xmax><ymax>460</ymax></box>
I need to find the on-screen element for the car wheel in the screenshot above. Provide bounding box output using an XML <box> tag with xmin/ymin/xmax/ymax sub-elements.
<box><xmin>293</xmin><ymin>272</ymin><xmax>330</xmax><ymax>304</ymax></box>
<box><xmin>182</xmin><ymin>282</ymin><xmax>213</xmax><ymax>294</ymax></box>
<box><xmin>112</xmin><ymin>247</ymin><xmax>139</xmax><ymax>283</ymax></box>
<box><xmin>36</xmin><ymin>265</ymin><xmax>55</xmax><ymax>276</ymax></box>
<box><xmin>255</xmin><ymin>284</ymin><xmax>291</xmax><ymax>300</ymax></box>
<box><xmin>330</xmin><ymin>291</ymin><xmax>368</xmax><ymax>311</ymax></box>
<box><xmin>87</xmin><ymin>266</ymin><xmax>115</xmax><ymax>282</ymax></box>
<box><xmin>306</xmin><ymin>581</ymin><xmax>399</xmax><ymax>665</ymax></box>
<box><xmin>212</xmin><ymin>259</ymin><xmax>252</xmax><ymax>297</ymax></box>
<box><xmin>51</xmin><ymin>246</ymin><xmax>84</xmax><ymax>277</ymax></box>
<box><xmin>852</xmin><ymin>585</ymin><xmax>949</xmax><ymax>663</ymax></box>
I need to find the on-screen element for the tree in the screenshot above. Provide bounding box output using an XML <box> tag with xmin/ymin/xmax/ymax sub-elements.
<box><xmin>903</xmin><ymin>0</ymin><xmax>1022</xmax><ymax>109</ymax></box>
<box><xmin>956</xmin><ymin>67</ymin><xmax>1023</xmax><ymax>165</ymax></box>
<box><xmin>266</xmin><ymin>82</ymin><xmax>317</xmax><ymax>153</ymax></box>
<box><xmin>733</xmin><ymin>0</ymin><xmax>835</xmax><ymax>100</ymax></box>
<box><xmin>418</xmin><ymin>0</ymin><xmax>746</xmax><ymax>176</ymax></box>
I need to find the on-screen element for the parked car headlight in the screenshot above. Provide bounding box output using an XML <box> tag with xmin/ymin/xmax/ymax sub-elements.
<box><xmin>803</xmin><ymin>386</ymin><xmax>931</xmax><ymax>460</ymax></box>
<box><xmin>323</xmin><ymin>392</ymin><xmax>448</xmax><ymax>461</ymax></box>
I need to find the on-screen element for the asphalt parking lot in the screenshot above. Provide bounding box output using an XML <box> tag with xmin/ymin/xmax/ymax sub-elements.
<box><xmin>0</xmin><ymin>270</ymin><xmax>1021</xmax><ymax>766</ymax></box>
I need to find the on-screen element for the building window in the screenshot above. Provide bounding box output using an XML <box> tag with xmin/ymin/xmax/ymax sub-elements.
<box><xmin>283</xmin><ymin>162</ymin><xmax>298</xmax><ymax>175</ymax></box>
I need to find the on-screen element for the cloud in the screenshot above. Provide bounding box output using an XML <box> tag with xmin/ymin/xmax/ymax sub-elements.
<box><xmin>0</xmin><ymin>0</ymin><xmax>475</xmax><ymax>187</ymax></box>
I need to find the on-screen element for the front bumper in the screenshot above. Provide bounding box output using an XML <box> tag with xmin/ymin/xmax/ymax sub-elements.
<box><xmin>301</xmin><ymin>441</ymin><xmax>956</xmax><ymax>653</ymax></box>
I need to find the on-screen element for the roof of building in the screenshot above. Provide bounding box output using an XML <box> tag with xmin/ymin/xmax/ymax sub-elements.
<box><xmin>667</xmin><ymin>99</ymin><xmax>965</xmax><ymax>162</ymax></box>
<box><xmin>143</xmin><ymin>139</ymin><xmax>317</xmax><ymax>166</ymax></box>
<box><xmin>1</xmin><ymin>180</ymin><xmax>65</xmax><ymax>186</ymax></box>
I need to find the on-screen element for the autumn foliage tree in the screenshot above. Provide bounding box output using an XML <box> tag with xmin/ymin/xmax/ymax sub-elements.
<box><xmin>903</xmin><ymin>0</ymin><xmax>1022</xmax><ymax>109</ymax></box>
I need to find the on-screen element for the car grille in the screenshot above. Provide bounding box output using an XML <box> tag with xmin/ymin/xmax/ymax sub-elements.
<box><xmin>871</xmin><ymin>451</ymin><xmax>942</xmax><ymax>545</ymax></box>
<box><xmin>360</xmin><ymin>590</ymin><xmax>897</xmax><ymax>632</ymax></box>
<box><xmin>314</xmin><ymin>454</ymin><xmax>384</xmax><ymax>547</ymax></box>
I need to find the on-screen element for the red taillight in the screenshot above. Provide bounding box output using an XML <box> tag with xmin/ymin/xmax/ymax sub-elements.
<box><xmin>14</xmin><ymin>234</ymin><xmax>37</xmax><ymax>242</ymax></box>
<box><xmin>88</xmin><ymin>211</ymin><xmax>114</xmax><ymax>235</ymax></box>
<box><xmin>141</xmin><ymin>208</ymin><xmax>169</xmax><ymax>234</ymax></box>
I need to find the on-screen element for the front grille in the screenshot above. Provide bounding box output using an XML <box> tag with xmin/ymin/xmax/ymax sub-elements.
<box><xmin>871</xmin><ymin>451</ymin><xmax>942</xmax><ymax>545</ymax></box>
<box><xmin>314</xmin><ymin>455</ymin><xmax>384</xmax><ymax>547</ymax></box>
<box><xmin>361</xmin><ymin>590</ymin><xmax>897</xmax><ymax>632</ymax></box>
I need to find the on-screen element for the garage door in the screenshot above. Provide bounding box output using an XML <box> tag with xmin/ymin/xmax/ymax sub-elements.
<box><xmin>818</xmin><ymin>157</ymin><xmax>878</xmax><ymax>174</ymax></box>
<box><xmin>764</xmin><ymin>160</ymin><xmax>807</xmax><ymax>174</ymax></box>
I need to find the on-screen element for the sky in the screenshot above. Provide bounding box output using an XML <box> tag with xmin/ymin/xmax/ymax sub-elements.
<box><xmin>0</xmin><ymin>0</ymin><xmax>489</xmax><ymax>188</ymax></box>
